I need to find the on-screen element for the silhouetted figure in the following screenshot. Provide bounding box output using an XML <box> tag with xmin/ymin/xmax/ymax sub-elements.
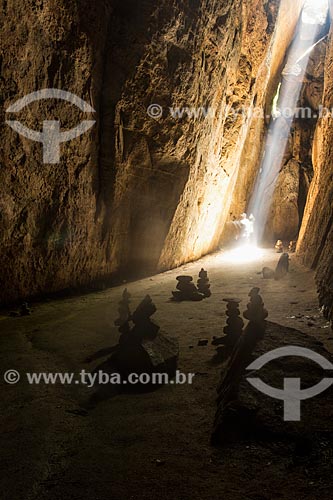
<box><xmin>240</xmin><ymin>213</ymin><xmax>251</xmax><ymax>242</ymax></box>
<box><xmin>248</xmin><ymin>214</ymin><xmax>255</xmax><ymax>243</ymax></box>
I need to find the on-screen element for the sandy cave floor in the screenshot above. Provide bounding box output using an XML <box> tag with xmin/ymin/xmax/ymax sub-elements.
<box><xmin>1</xmin><ymin>248</ymin><xmax>333</xmax><ymax>500</ymax></box>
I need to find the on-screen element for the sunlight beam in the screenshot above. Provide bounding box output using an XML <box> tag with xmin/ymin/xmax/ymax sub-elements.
<box><xmin>248</xmin><ymin>0</ymin><xmax>329</xmax><ymax>245</ymax></box>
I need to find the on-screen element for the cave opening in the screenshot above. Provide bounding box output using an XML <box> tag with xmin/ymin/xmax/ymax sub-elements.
<box><xmin>246</xmin><ymin>0</ymin><xmax>330</xmax><ymax>248</ymax></box>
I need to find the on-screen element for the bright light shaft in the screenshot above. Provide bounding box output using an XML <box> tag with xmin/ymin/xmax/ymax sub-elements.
<box><xmin>248</xmin><ymin>0</ymin><xmax>328</xmax><ymax>244</ymax></box>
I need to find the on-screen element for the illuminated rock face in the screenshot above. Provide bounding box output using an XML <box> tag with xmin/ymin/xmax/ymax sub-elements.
<box><xmin>223</xmin><ymin>0</ymin><xmax>305</xmax><ymax>241</ymax></box>
<box><xmin>268</xmin><ymin>159</ymin><xmax>300</xmax><ymax>242</ymax></box>
<box><xmin>297</xmin><ymin>19</ymin><xmax>333</xmax><ymax>326</ymax></box>
<box><xmin>0</xmin><ymin>0</ymin><xmax>280</xmax><ymax>302</ymax></box>
<box><xmin>0</xmin><ymin>0</ymin><xmax>316</xmax><ymax>305</ymax></box>
<box><xmin>261</xmin><ymin>22</ymin><xmax>327</xmax><ymax>243</ymax></box>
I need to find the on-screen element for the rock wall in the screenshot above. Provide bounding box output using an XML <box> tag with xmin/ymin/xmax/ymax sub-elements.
<box><xmin>0</xmin><ymin>0</ymin><xmax>269</xmax><ymax>302</ymax></box>
<box><xmin>264</xmin><ymin>33</ymin><xmax>327</xmax><ymax>243</ymax></box>
<box><xmin>268</xmin><ymin>159</ymin><xmax>301</xmax><ymax>241</ymax></box>
<box><xmin>0</xmin><ymin>0</ymin><xmax>304</xmax><ymax>303</ymax></box>
<box><xmin>224</xmin><ymin>0</ymin><xmax>304</xmax><ymax>237</ymax></box>
<box><xmin>297</xmin><ymin>13</ymin><xmax>333</xmax><ymax>326</ymax></box>
<box><xmin>0</xmin><ymin>0</ymin><xmax>114</xmax><ymax>303</ymax></box>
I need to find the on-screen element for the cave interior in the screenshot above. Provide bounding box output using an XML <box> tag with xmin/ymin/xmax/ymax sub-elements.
<box><xmin>1</xmin><ymin>0</ymin><xmax>333</xmax><ymax>499</ymax></box>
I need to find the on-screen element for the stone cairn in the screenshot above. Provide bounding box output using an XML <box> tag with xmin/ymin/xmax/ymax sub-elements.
<box><xmin>197</xmin><ymin>268</ymin><xmax>211</xmax><ymax>298</ymax></box>
<box><xmin>211</xmin><ymin>288</ymin><xmax>269</xmax><ymax>445</ymax></box>
<box><xmin>275</xmin><ymin>240</ymin><xmax>283</xmax><ymax>253</ymax></box>
<box><xmin>262</xmin><ymin>266</ymin><xmax>275</xmax><ymax>279</ymax></box>
<box><xmin>274</xmin><ymin>253</ymin><xmax>290</xmax><ymax>280</ymax></box>
<box><xmin>114</xmin><ymin>288</ymin><xmax>131</xmax><ymax>337</ymax></box>
<box><xmin>223</xmin><ymin>299</ymin><xmax>244</xmax><ymax>345</ymax></box>
<box><xmin>243</xmin><ymin>287</ymin><xmax>268</xmax><ymax>329</ymax></box>
<box><xmin>288</xmin><ymin>240</ymin><xmax>296</xmax><ymax>253</ymax></box>
<box><xmin>172</xmin><ymin>276</ymin><xmax>204</xmax><ymax>301</ymax></box>
<box><xmin>212</xmin><ymin>298</ymin><xmax>244</xmax><ymax>357</ymax></box>
<box><xmin>112</xmin><ymin>291</ymin><xmax>179</xmax><ymax>384</ymax></box>
<box><xmin>131</xmin><ymin>295</ymin><xmax>160</xmax><ymax>341</ymax></box>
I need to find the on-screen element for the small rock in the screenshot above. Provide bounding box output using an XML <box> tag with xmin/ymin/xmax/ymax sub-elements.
<box><xmin>176</xmin><ymin>275</ymin><xmax>193</xmax><ymax>283</ymax></box>
<box><xmin>20</xmin><ymin>303</ymin><xmax>32</xmax><ymax>316</ymax></box>
<box><xmin>153</xmin><ymin>459</ymin><xmax>165</xmax><ymax>466</ymax></box>
<box><xmin>197</xmin><ymin>339</ymin><xmax>209</xmax><ymax>346</ymax></box>
<box><xmin>262</xmin><ymin>267</ymin><xmax>275</xmax><ymax>279</ymax></box>
<box><xmin>66</xmin><ymin>409</ymin><xmax>89</xmax><ymax>417</ymax></box>
<box><xmin>9</xmin><ymin>311</ymin><xmax>20</xmax><ymax>317</ymax></box>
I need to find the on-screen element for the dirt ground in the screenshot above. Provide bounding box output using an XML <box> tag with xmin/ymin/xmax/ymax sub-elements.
<box><xmin>1</xmin><ymin>249</ymin><xmax>332</xmax><ymax>500</ymax></box>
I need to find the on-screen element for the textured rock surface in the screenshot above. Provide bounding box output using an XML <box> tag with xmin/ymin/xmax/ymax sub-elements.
<box><xmin>0</xmin><ymin>0</ymin><xmax>111</xmax><ymax>302</ymax></box>
<box><xmin>1</xmin><ymin>0</ymin><xmax>332</xmax><ymax>309</ymax></box>
<box><xmin>212</xmin><ymin>321</ymin><xmax>333</xmax><ymax>445</ymax></box>
<box><xmin>228</xmin><ymin>5</ymin><xmax>325</xmax><ymax>243</ymax></box>
<box><xmin>263</xmin><ymin>36</ymin><xmax>327</xmax><ymax>242</ymax></box>
<box><xmin>0</xmin><ymin>0</ymin><xmax>295</xmax><ymax>303</ymax></box>
<box><xmin>267</xmin><ymin>159</ymin><xmax>300</xmax><ymax>241</ymax></box>
<box><xmin>225</xmin><ymin>0</ymin><xmax>304</xmax><ymax>227</ymax></box>
<box><xmin>297</xmin><ymin>17</ymin><xmax>333</xmax><ymax>327</ymax></box>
